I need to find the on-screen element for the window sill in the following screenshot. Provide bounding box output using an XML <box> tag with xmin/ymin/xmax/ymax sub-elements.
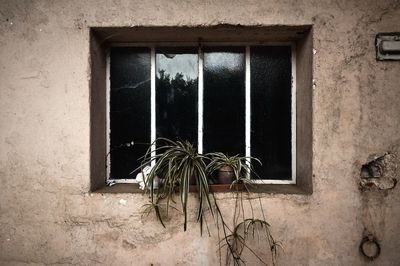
<box><xmin>92</xmin><ymin>183</ymin><xmax>311</xmax><ymax>195</ymax></box>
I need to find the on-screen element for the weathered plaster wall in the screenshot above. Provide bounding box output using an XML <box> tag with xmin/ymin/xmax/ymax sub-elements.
<box><xmin>0</xmin><ymin>0</ymin><xmax>399</xmax><ymax>265</ymax></box>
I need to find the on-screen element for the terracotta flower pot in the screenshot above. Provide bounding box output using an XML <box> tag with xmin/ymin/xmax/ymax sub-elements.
<box><xmin>217</xmin><ymin>165</ymin><xmax>235</xmax><ymax>184</ymax></box>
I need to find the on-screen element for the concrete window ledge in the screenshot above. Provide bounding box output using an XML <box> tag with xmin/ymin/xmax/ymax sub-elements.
<box><xmin>92</xmin><ymin>183</ymin><xmax>312</xmax><ymax>195</ymax></box>
<box><xmin>89</xmin><ymin>25</ymin><xmax>313</xmax><ymax>195</ymax></box>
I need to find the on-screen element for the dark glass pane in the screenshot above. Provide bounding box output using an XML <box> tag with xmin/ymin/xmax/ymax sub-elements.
<box><xmin>156</xmin><ymin>48</ymin><xmax>198</xmax><ymax>146</ymax></box>
<box><xmin>251</xmin><ymin>46</ymin><xmax>292</xmax><ymax>180</ymax></box>
<box><xmin>110</xmin><ymin>47</ymin><xmax>150</xmax><ymax>179</ymax></box>
<box><xmin>203</xmin><ymin>47</ymin><xmax>245</xmax><ymax>156</ymax></box>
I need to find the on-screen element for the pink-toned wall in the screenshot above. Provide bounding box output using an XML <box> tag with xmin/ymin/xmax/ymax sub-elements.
<box><xmin>1</xmin><ymin>1</ymin><xmax>399</xmax><ymax>265</ymax></box>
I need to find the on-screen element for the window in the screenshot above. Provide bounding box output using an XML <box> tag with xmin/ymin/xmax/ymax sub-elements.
<box><xmin>106</xmin><ymin>43</ymin><xmax>295</xmax><ymax>184</ymax></box>
<box><xmin>89</xmin><ymin>26</ymin><xmax>313</xmax><ymax>193</ymax></box>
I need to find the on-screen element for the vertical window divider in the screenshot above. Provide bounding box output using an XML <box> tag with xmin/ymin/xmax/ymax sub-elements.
<box><xmin>198</xmin><ymin>47</ymin><xmax>204</xmax><ymax>154</ymax></box>
<box><xmin>150</xmin><ymin>46</ymin><xmax>156</xmax><ymax>167</ymax></box>
<box><xmin>291</xmin><ymin>43</ymin><xmax>297</xmax><ymax>183</ymax></box>
<box><xmin>106</xmin><ymin>49</ymin><xmax>111</xmax><ymax>180</ymax></box>
<box><xmin>245</xmin><ymin>45</ymin><xmax>251</xmax><ymax>178</ymax></box>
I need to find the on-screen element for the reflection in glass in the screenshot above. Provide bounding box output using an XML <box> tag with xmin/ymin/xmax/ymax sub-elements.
<box><xmin>251</xmin><ymin>46</ymin><xmax>292</xmax><ymax>180</ymax></box>
<box><xmin>110</xmin><ymin>47</ymin><xmax>151</xmax><ymax>179</ymax></box>
<box><xmin>156</xmin><ymin>48</ymin><xmax>198</xmax><ymax>146</ymax></box>
<box><xmin>203</xmin><ymin>47</ymin><xmax>245</xmax><ymax>156</ymax></box>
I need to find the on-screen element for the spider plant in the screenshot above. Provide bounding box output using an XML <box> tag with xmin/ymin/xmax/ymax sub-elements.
<box><xmin>220</xmin><ymin>218</ymin><xmax>283</xmax><ymax>266</ymax></box>
<box><xmin>138</xmin><ymin>141</ymin><xmax>281</xmax><ymax>265</ymax></box>
<box><xmin>139</xmin><ymin>138</ymin><xmax>213</xmax><ymax>231</ymax></box>
<box><xmin>206</xmin><ymin>152</ymin><xmax>261</xmax><ymax>186</ymax></box>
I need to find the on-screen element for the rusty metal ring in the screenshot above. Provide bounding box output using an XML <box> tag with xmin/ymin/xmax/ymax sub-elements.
<box><xmin>359</xmin><ymin>235</ymin><xmax>381</xmax><ymax>260</ymax></box>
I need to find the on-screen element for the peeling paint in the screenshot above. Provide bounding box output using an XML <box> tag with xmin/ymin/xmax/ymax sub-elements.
<box><xmin>360</xmin><ymin>152</ymin><xmax>399</xmax><ymax>190</ymax></box>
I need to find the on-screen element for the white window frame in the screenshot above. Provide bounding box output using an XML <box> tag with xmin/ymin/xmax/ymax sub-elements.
<box><xmin>106</xmin><ymin>42</ymin><xmax>296</xmax><ymax>185</ymax></box>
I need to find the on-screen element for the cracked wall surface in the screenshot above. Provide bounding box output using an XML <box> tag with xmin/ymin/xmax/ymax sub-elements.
<box><xmin>1</xmin><ymin>0</ymin><xmax>400</xmax><ymax>265</ymax></box>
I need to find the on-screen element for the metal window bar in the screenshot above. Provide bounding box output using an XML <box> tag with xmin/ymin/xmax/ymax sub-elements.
<box><xmin>150</xmin><ymin>47</ymin><xmax>156</xmax><ymax>168</ymax></box>
<box><xmin>198</xmin><ymin>47</ymin><xmax>204</xmax><ymax>154</ymax></box>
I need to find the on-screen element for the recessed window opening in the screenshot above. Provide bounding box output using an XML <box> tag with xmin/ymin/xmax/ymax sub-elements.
<box><xmin>106</xmin><ymin>42</ymin><xmax>296</xmax><ymax>185</ymax></box>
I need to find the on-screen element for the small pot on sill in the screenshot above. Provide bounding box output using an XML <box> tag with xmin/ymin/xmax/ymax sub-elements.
<box><xmin>217</xmin><ymin>165</ymin><xmax>235</xmax><ymax>184</ymax></box>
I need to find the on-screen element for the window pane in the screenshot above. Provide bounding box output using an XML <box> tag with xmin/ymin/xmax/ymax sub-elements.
<box><xmin>156</xmin><ymin>48</ymin><xmax>198</xmax><ymax>146</ymax></box>
<box><xmin>110</xmin><ymin>47</ymin><xmax>151</xmax><ymax>179</ymax></box>
<box><xmin>251</xmin><ymin>46</ymin><xmax>292</xmax><ymax>180</ymax></box>
<box><xmin>203</xmin><ymin>47</ymin><xmax>245</xmax><ymax>156</ymax></box>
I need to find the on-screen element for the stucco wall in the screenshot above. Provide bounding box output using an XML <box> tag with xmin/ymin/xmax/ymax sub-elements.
<box><xmin>1</xmin><ymin>0</ymin><xmax>400</xmax><ymax>265</ymax></box>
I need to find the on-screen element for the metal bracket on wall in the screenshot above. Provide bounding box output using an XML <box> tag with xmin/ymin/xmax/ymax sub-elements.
<box><xmin>376</xmin><ymin>33</ymin><xmax>400</xmax><ymax>61</ymax></box>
